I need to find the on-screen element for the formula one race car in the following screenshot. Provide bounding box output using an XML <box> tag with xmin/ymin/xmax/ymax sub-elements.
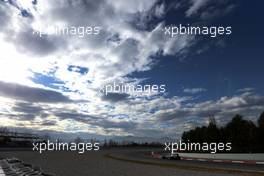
<box><xmin>161</xmin><ymin>153</ymin><xmax>181</xmax><ymax>160</ymax></box>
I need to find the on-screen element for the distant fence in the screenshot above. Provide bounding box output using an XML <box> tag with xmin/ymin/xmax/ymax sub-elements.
<box><xmin>0</xmin><ymin>132</ymin><xmax>41</xmax><ymax>141</ymax></box>
<box><xmin>179</xmin><ymin>153</ymin><xmax>264</xmax><ymax>161</ymax></box>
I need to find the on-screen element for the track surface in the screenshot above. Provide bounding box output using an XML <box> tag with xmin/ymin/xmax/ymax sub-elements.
<box><xmin>107</xmin><ymin>149</ymin><xmax>264</xmax><ymax>174</ymax></box>
<box><xmin>0</xmin><ymin>149</ymin><xmax>242</xmax><ymax>176</ymax></box>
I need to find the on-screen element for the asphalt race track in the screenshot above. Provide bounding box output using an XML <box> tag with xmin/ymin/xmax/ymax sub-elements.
<box><xmin>106</xmin><ymin>149</ymin><xmax>264</xmax><ymax>175</ymax></box>
<box><xmin>0</xmin><ymin>149</ymin><xmax>263</xmax><ymax>176</ymax></box>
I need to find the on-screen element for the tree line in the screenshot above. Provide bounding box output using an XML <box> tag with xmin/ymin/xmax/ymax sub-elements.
<box><xmin>182</xmin><ymin>112</ymin><xmax>264</xmax><ymax>153</ymax></box>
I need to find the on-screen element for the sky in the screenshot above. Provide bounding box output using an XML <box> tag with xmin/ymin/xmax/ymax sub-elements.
<box><xmin>0</xmin><ymin>0</ymin><xmax>264</xmax><ymax>140</ymax></box>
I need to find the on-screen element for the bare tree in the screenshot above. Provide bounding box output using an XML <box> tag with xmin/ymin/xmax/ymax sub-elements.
<box><xmin>74</xmin><ymin>137</ymin><xmax>83</xmax><ymax>144</ymax></box>
<box><xmin>0</xmin><ymin>127</ymin><xmax>9</xmax><ymax>136</ymax></box>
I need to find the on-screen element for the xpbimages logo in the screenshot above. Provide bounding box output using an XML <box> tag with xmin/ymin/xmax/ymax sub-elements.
<box><xmin>32</xmin><ymin>25</ymin><xmax>101</xmax><ymax>38</ymax></box>
<box><xmin>33</xmin><ymin>140</ymin><xmax>100</xmax><ymax>154</ymax></box>
<box><xmin>99</xmin><ymin>82</ymin><xmax>166</xmax><ymax>96</ymax></box>
<box><xmin>163</xmin><ymin>24</ymin><xmax>232</xmax><ymax>38</ymax></box>
<box><xmin>164</xmin><ymin>141</ymin><xmax>232</xmax><ymax>154</ymax></box>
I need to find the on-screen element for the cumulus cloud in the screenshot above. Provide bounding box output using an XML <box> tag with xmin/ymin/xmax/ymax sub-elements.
<box><xmin>11</xmin><ymin>28</ymin><xmax>66</xmax><ymax>56</ymax></box>
<box><xmin>0</xmin><ymin>0</ymin><xmax>195</xmax><ymax>83</ymax></box>
<box><xmin>0</xmin><ymin>3</ymin><xmax>9</xmax><ymax>31</ymax></box>
<box><xmin>0</xmin><ymin>0</ymin><xmax>242</xmax><ymax>139</ymax></box>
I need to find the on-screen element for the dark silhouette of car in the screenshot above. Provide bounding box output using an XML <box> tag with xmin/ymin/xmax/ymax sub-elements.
<box><xmin>161</xmin><ymin>153</ymin><xmax>181</xmax><ymax>160</ymax></box>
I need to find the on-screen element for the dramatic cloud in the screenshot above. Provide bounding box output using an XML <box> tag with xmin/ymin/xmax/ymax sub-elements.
<box><xmin>12</xmin><ymin>28</ymin><xmax>66</xmax><ymax>56</ymax></box>
<box><xmin>12</xmin><ymin>102</ymin><xmax>43</xmax><ymax>114</ymax></box>
<box><xmin>156</xmin><ymin>93</ymin><xmax>264</xmax><ymax>126</ymax></box>
<box><xmin>0</xmin><ymin>0</ymin><xmax>253</xmax><ymax>140</ymax></box>
<box><xmin>0</xmin><ymin>81</ymin><xmax>72</xmax><ymax>103</ymax></box>
<box><xmin>0</xmin><ymin>3</ymin><xmax>9</xmax><ymax>31</ymax></box>
<box><xmin>41</xmin><ymin>120</ymin><xmax>57</xmax><ymax>126</ymax></box>
<box><xmin>54</xmin><ymin>111</ymin><xmax>136</xmax><ymax>131</ymax></box>
<box><xmin>101</xmin><ymin>93</ymin><xmax>130</xmax><ymax>102</ymax></box>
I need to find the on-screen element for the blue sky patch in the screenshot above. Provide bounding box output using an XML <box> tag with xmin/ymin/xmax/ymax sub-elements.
<box><xmin>31</xmin><ymin>73</ymin><xmax>68</xmax><ymax>91</ymax></box>
<box><xmin>67</xmin><ymin>65</ymin><xmax>89</xmax><ymax>75</ymax></box>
